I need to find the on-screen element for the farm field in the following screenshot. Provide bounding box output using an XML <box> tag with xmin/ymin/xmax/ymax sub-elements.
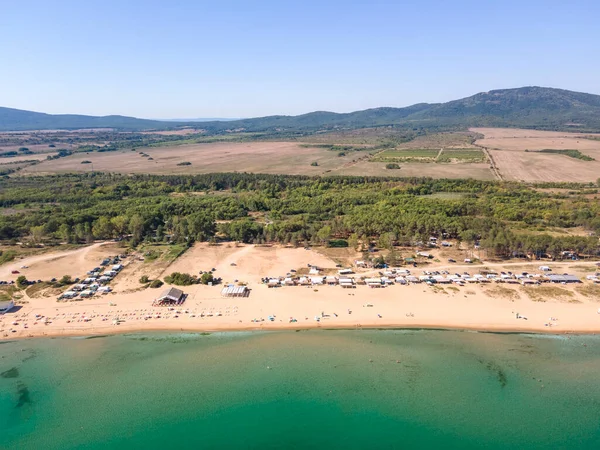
<box><xmin>333</xmin><ymin>160</ymin><xmax>496</xmax><ymax>180</ymax></box>
<box><xmin>472</xmin><ymin>128</ymin><xmax>600</xmax><ymax>182</ymax></box>
<box><xmin>21</xmin><ymin>142</ymin><xmax>359</xmax><ymax>176</ymax></box>
<box><xmin>437</xmin><ymin>148</ymin><xmax>486</xmax><ymax>163</ymax></box>
<box><xmin>373</xmin><ymin>148</ymin><xmax>440</xmax><ymax>161</ymax></box>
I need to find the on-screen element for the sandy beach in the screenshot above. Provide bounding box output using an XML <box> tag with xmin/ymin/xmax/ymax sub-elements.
<box><xmin>2</xmin><ymin>243</ymin><xmax>600</xmax><ymax>339</ymax></box>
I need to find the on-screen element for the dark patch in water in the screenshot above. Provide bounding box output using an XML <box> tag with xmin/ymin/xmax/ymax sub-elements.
<box><xmin>84</xmin><ymin>335</ymin><xmax>109</xmax><ymax>340</ymax></box>
<box><xmin>478</xmin><ymin>359</ymin><xmax>508</xmax><ymax>388</ymax></box>
<box><xmin>1</xmin><ymin>367</ymin><xmax>19</xmax><ymax>378</ymax></box>
<box><xmin>16</xmin><ymin>382</ymin><xmax>31</xmax><ymax>408</ymax></box>
<box><xmin>22</xmin><ymin>349</ymin><xmax>38</xmax><ymax>362</ymax></box>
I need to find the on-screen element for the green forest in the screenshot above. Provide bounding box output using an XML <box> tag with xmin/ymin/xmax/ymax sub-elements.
<box><xmin>0</xmin><ymin>173</ymin><xmax>599</xmax><ymax>259</ymax></box>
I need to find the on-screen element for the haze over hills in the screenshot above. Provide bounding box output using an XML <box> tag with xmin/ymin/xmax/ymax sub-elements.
<box><xmin>0</xmin><ymin>107</ymin><xmax>176</xmax><ymax>131</ymax></box>
<box><xmin>2</xmin><ymin>86</ymin><xmax>600</xmax><ymax>132</ymax></box>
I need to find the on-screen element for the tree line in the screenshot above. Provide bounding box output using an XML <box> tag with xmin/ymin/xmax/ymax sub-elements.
<box><xmin>0</xmin><ymin>172</ymin><xmax>599</xmax><ymax>258</ymax></box>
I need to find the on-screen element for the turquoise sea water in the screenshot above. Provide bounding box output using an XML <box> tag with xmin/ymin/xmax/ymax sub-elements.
<box><xmin>2</xmin><ymin>329</ymin><xmax>600</xmax><ymax>449</ymax></box>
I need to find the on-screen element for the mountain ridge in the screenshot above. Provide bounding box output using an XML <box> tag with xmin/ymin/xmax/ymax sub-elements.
<box><xmin>2</xmin><ymin>86</ymin><xmax>600</xmax><ymax>132</ymax></box>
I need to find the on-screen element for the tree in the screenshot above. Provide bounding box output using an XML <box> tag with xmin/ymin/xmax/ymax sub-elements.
<box><xmin>111</xmin><ymin>215</ymin><xmax>129</xmax><ymax>237</ymax></box>
<box><xmin>57</xmin><ymin>223</ymin><xmax>73</xmax><ymax>243</ymax></box>
<box><xmin>347</xmin><ymin>233</ymin><xmax>359</xmax><ymax>250</ymax></box>
<box><xmin>316</xmin><ymin>225</ymin><xmax>332</xmax><ymax>244</ymax></box>
<box><xmin>93</xmin><ymin>217</ymin><xmax>114</xmax><ymax>239</ymax></box>
<box><xmin>29</xmin><ymin>225</ymin><xmax>46</xmax><ymax>245</ymax></box>
<box><xmin>378</xmin><ymin>232</ymin><xmax>396</xmax><ymax>250</ymax></box>
<box><xmin>139</xmin><ymin>275</ymin><xmax>150</xmax><ymax>284</ymax></box>
<box><xmin>150</xmin><ymin>279</ymin><xmax>163</xmax><ymax>288</ymax></box>
<box><xmin>129</xmin><ymin>214</ymin><xmax>145</xmax><ymax>245</ymax></box>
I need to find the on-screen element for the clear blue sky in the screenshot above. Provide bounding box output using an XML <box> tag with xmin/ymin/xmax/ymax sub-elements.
<box><xmin>1</xmin><ymin>0</ymin><xmax>599</xmax><ymax>119</ymax></box>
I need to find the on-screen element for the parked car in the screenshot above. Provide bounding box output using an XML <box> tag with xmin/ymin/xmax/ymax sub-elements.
<box><xmin>11</xmin><ymin>270</ymin><xmax>19</xmax><ymax>274</ymax></box>
<box><xmin>448</xmin><ymin>258</ymin><xmax>456</xmax><ymax>263</ymax></box>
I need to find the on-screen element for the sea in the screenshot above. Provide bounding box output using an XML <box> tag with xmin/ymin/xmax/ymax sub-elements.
<box><xmin>1</xmin><ymin>329</ymin><xmax>600</xmax><ymax>449</ymax></box>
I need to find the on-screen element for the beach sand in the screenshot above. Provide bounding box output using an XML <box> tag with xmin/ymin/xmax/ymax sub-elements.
<box><xmin>2</xmin><ymin>243</ymin><xmax>600</xmax><ymax>339</ymax></box>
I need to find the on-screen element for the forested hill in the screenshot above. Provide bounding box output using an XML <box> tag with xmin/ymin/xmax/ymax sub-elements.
<box><xmin>0</xmin><ymin>107</ymin><xmax>180</xmax><ymax>131</ymax></box>
<box><xmin>2</xmin><ymin>86</ymin><xmax>600</xmax><ymax>132</ymax></box>
<box><xmin>196</xmin><ymin>87</ymin><xmax>600</xmax><ymax>133</ymax></box>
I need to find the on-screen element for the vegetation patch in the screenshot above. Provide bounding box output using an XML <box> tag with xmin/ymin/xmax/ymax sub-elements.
<box><xmin>575</xmin><ymin>284</ymin><xmax>600</xmax><ymax>299</ymax></box>
<box><xmin>523</xmin><ymin>285</ymin><xmax>575</xmax><ymax>302</ymax></box>
<box><xmin>177</xmin><ymin>161</ymin><xmax>192</xmax><ymax>166</ymax></box>
<box><xmin>437</xmin><ymin>148</ymin><xmax>487</xmax><ymax>163</ymax></box>
<box><xmin>373</xmin><ymin>148</ymin><xmax>439</xmax><ymax>162</ymax></box>
<box><xmin>483</xmin><ymin>285</ymin><xmax>520</xmax><ymax>301</ymax></box>
<box><xmin>0</xmin><ymin>250</ymin><xmax>17</xmax><ymax>265</ymax></box>
<box><xmin>529</xmin><ymin>149</ymin><xmax>595</xmax><ymax>161</ymax></box>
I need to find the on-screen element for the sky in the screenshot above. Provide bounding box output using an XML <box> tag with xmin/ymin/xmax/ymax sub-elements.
<box><xmin>1</xmin><ymin>0</ymin><xmax>599</xmax><ymax>119</ymax></box>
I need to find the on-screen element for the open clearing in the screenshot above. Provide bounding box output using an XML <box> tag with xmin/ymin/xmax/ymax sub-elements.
<box><xmin>472</xmin><ymin>127</ymin><xmax>600</xmax><ymax>182</ymax></box>
<box><xmin>334</xmin><ymin>160</ymin><xmax>495</xmax><ymax>179</ymax></box>
<box><xmin>17</xmin><ymin>128</ymin><xmax>600</xmax><ymax>181</ymax></box>
<box><xmin>22</xmin><ymin>142</ymin><xmax>359</xmax><ymax>176</ymax></box>
<box><xmin>21</xmin><ymin>140</ymin><xmax>496</xmax><ymax>179</ymax></box>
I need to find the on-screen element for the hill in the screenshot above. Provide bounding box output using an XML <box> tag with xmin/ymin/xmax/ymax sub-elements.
<box><xmin>196</xmin><ymin>87</ymin><xmax>600</xmax><ymax>133</ymax></box>
<box><xmin>0</xmin><ymin>107</ymin><xmax>179</xmax><ymax>131</ymax></box>
<box><xmin>2</xmin><ymin>87</ymin><xmax>600</xmax><ymax>132</ymax></box>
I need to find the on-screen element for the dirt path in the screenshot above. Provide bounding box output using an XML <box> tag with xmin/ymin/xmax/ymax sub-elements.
<box><xmin>476</xmin><ymin>146</ymin><xmax>503</xmax><ymax>180</ymax></box>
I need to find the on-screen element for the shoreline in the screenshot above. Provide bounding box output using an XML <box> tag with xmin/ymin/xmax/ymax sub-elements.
<box><xmin>5</xmin><ymin>321</ymin><xmax>599</xmax><ymax>341</ymax></box>
<box><xmin>3</xmin><ymin>241</ymin><xmax>600</xmax><ymax>343</ymax></box>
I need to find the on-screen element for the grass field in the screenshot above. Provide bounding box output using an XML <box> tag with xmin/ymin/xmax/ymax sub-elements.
<box><xmin>373</xmin><ymin>148</ymin><xmax>440</xmax><ymax>161</ymax></box>
<box><xmin>437</xmin><ymin>148</ymin><xmax>487</xmax><ymax>163</ymax></box>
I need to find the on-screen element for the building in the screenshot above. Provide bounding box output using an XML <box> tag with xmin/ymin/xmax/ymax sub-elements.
<box><xmin>267</xmin><ymin>279</ymin><xmax>281</xmax><ymax>287</ymax></box>
<box><xmin>0</xmin><ymin>300</ymin><xmax>15</xmax><ymax>314</ymax></box>
<box><xmin>547</xmin><ymin>274</ymin><xmax>581</xmax><ymax>283</ymax></box>
<box><xmin>221</xmin><ymin>285</ymin><xmax>249</xmax><ymax>298</ymax></box>
<box><xmin>339</xmin><ymin>277</ymin><xmax>355</xmax><ymax>288</ymax></box>
<box><xmin>155</xmin><ymin>287</ymin><xmax>185</xmax><ymax>305</ymax></box>
<box><xmin>325</xmin><ymin>276</ymin><xmax>338</xmax><ymax>285</ymax></box>
<box><xmin>338</xmin><ymin>268</ymin><xmax>354</xmax><ymax>275</ymax></box>
<box><xmin>310</xmin><ymin>276</ymin><xmax>324</xmax><ymax>285</ymax></box>
<box><xmin>365</xmin><ymin>277</ymin><xmax>383</xmax><ymax>288</ymax></box>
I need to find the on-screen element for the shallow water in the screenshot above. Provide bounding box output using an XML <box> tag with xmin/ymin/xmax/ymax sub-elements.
<box><xmin>1</xmin><ymin>330</ymin><xmax>600</xmax><ymax>449</ymax></box>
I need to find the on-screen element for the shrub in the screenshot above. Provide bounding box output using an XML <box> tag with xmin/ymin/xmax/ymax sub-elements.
<box><xmin>200</xmin><ymin>272</ymin><xmax>214</xmax><ymax>285</ymax></box>
<box><xmin>139</xmin><ymin>275</ymin><xmax>150</xmax><ymax>284</ymax></box>
<box><xmin>328</xmin><ymin>239</ymin><xmax>349</xmax><ymax>248</ymax></box>
<box><xmin>177</xmin><ymin>161</ymin><xmax>192</xmax><ymax>166</ymax></box>
<box><xmin>150</xmin><ymin>279</ymin><xmax>163</xmax><ymax>288</ymax></box>
<box><xmin>385</xmin><ymin>163</ymin><xmax>401</xmax><ymax>169</ymax></box>
<box><xmin>310</xmin><ymin>161</ymin><xmax>319</xmax><ymax>166</ymax></box>
<box><xmin>164</xmin><ymin>272</ymin><xmax>198</xmax><ymax>286</ymax></box>
<box><xmin>16</xmin><ymin>275</ymin><xmax>28</xmax><ymax>288</ymax></box>
<box><xmin>0</xmin><ymin>250</ymin><xmax>16</xmax><ymax>264</ymax></box>
<box><xmin>59</xmin><ymin>275</ymin><xmax>73</xmax><ymax>286</ymax></box>
<box><xmin>81</xmin><ymin>160</ymin><xmax>92</xmax><ymax>164</ymax></box>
